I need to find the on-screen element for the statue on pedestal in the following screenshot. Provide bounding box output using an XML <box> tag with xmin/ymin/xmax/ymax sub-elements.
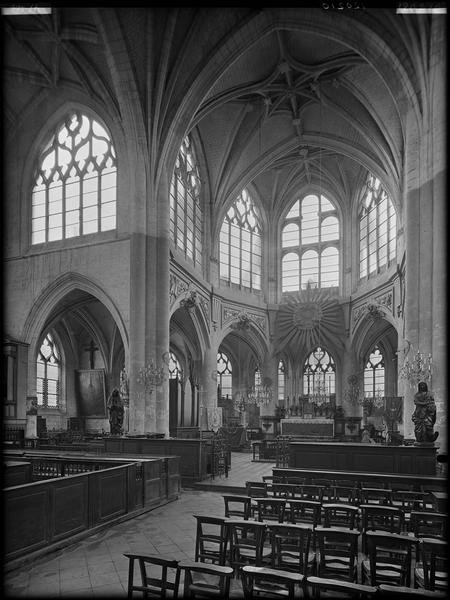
<box><xmin>412</xmin><ymin>382</ymin><xmax>439</xmax><ymax>444</ymax></box>
<box><xmin>107</xmin><ymin>388</ymin><xmax>124</xmax><ymax>435</ymax></box>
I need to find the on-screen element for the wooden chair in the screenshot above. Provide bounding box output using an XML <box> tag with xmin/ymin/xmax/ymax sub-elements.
<box><xmin>330</xmin><ymin>485</ymin><xmax>360</xmax><ymax>505</ymax></box>
<box><xmin>361</xmin><ymin>531</ymin><xmax>418</xmax><ymax>587</ymax></box>
<box><xmin>296</xmin><ymin>484</ymin><xmax>324</xmax><ymax>502</ymax></box>
<box><xmin>392</xmin><ymin>490</ymin><xmax>428</xmax><ymax>530</ymax></box>
<box><xmin>124</xmin><ymin>553</ymin><xmax>180</xmax><ymax>599</ymax></box>
<box><xmin>288</xmin><ymin>499</ymin><xmax>322</xmax><ymax>528</ymax></box>
<box><xmin>226</xmin><ymin>519</ymin><xmax>271</xmax><ymax>576</ymax></box>
<box><xmin>272</xmin><ymin>483</ymin><xmax>300</xmax><ymax>499</ymax></box>
<box><xmin>246</xmin><ymin>481</ymin><xmax>268</xmax><ymax>517</ymax></box>
<box><xmin>285</xmin><ymin>476</ymin><xmax>306</xmax><ymax>485</ymax></box>
<box><xmin>410</xmin><ymin>510</ymin><xmax>447</xmax><ymax>539</ymax></box>
<box><xmin>321</xmin><ymin>503</ymin><xmax>359</xmax><ymax>530</ymax></box>
<box><xmin>313</xmin><ymin>526</ymin><xmax>360</xmax><ymax>583</ymax></box>
<box><xmin>360</xmin><ymin>504</ymin><xmax>404</xmax><ymax>553</ymax></box>
<box><xmin>240</xmin><ymin>565</ymin><xmax>304</xmax><ymax>599</ymax></box>
<box><xmin>378</xmin><ymin>583</ymin><xmax>448</xmax><ymax>598</ymax></box>
<box><xmin>267</xmin><ymin>522</ymin><xmax>314</xmax><ymax>575</ymax></box>
<box><xmin>360</xmin><ymin>487</ymin><xmax>393</xmax><ymax>505</ymax></box>
<box><xmin>420</xmin><ymin>484</ymin><xmax>447</xmax><ymax>511</ymax></box>
<box><xmin>193</xmin><ymin>514</ymin><xmax>228</xmax><ymax>565</ymax></box>
<box><xmin>414</xmin><ymin>537</ymin><xmax>448</xmax><ymax>592</ymax></box>
<box><xmin>246</xmin><ymin>481</ymin><xmax>268</xmax><ymax>498</ymax></box>
<box><xmin>255</xmin><ymin>497</ymin><xmax>287</xmax><ymax>523</ymax></box>
<box><xmin>223</xmin><ymin>495</ymin><xmax>251</xmax><ymax>520</ymax></box>
<box><xmin>307</xmin><ymin>575</ymin><xmax>377</xmax><ymax>599</ymax></box>
<box><xmin>177</xmin><ymin>560</ymin><xmax>234</xmax><ymax>599</ymax></box>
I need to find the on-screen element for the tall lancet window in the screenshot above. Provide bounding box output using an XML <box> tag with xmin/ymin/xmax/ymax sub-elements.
<box><xmin>37</xmin><ymin>333</ymin><xmax>61</xmax><ymax>408</ymax></box>
<box><xmin>219</xmin><ymin>189</ymin><xmax>262</xmax><ymax>291</ymax></box>
<box><xmin>364</xmin><ymin>346</ymin><xmax>385</xmax><ymax>398</ymax></box>
<box><xmin>281</xmin><ymin>194</ymin><xmax>340</xmax><ymax>292</ymax></box>
<box><xmin>217</xmin><ymin>351</ymin><xmax>232</xmax><ymax>400</ymax></box>
<box><xmin>170</xmin><ymin>135</ymin><xmax>203</xmax><ymax>268</ymax></box>
<box><xmin>359</xmin><ymin>174</ymin><xmax>397</xmax><ymax>279</ymax></box>
<box><xmin>278</xmin><ymin>359</ymin><xmax>286</xmax><ymax>403</ymax></box>
<box><xmin>168</xmin><ymin>351</ymin><xmax>183</xmax><ymax>381</ymax></box>
<box><xmin>32</xmin><ymin>112</ymin><xmax>117</xmax><ymax>244</ymax></box>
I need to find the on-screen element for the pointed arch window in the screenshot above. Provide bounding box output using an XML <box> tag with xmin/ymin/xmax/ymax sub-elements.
<box><xmin>364</xmin><ymin>346</ymin><xmax>385</xmax><ymax>398</ymax></box>
<box><xmin>170</xmin><ymin>135</ymin><xmax>203</xmax><ymax>269</ymax></box>
<box><xmin>281</xmin><ymin>194</ymin><xmax>340</xmax><ymax>291</ymax></box>
<box><xmin>219</xmin><ymin>189</ymin><xmax>262</xmax><ymax>291</ymax></box>
<box><xmin>37</xmin><ymin>333</ymin><xmax>61</xmax><ymax>408</ymax></box>
<box><xmin>217</xmin><ymin>351</ymin><xmax>232</xmax><ymax>400</ymax></box>
<box><xmin>32</xmin><ymin>112</ymin><xmax>117</xmax><ymax>244</ymax></box>
<box><xmin>359</xmin><ymin>175</ymin><xmax>397</xmax><ymax>279</ymax></box>
<box><xmin>303</xmin><ymin>346</ymin><xmax>336</xmax><ymax>397</ymax></box>
<box><xmin>169</xmin><ymin>351</ymin><xmax>183</xmax><ymax>381</ymax></box>
<box><xmin>278</xmin><ymin>359</ymin><xmax>286</xmax><ymax>403</ymax></box>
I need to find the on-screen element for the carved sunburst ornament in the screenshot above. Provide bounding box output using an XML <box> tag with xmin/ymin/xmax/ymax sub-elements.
<box><xmin>275</xmin><ymin>288</ymin><xmax>345</xmax><ymax>354</ymax></box>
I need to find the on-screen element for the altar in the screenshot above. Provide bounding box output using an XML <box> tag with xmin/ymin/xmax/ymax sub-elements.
<box><xmin>280</xmin><ymin>418</ymin><xmax>334</xmax><ymax>438</ymax></box>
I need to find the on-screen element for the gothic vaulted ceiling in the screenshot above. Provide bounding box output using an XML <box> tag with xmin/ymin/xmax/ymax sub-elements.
<box><xmin>4</xmin><ymin>7</ymin><xmax>425</xmax><ymax>222</ymax></box>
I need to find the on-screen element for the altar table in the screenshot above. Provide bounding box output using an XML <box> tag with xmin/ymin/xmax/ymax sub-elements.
<box><xmin>280</xmin><ymin>418</ymin><xmax>334</xmax><ymax>437</ymax></box>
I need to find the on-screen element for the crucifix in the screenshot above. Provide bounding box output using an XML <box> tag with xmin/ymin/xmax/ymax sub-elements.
<box><xmin>84</xmin><ymin>340</ymin><xmax>99</xmax><ymax>369</ymax></box>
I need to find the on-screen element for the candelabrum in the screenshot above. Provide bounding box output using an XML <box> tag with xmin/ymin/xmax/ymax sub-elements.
<box><xmin>399</xmin><ymin>349</ymin><xmax>433</xmax><ymax>388</ymax></box>
<box><xmin>137</xmin><ymin>360</ymin><xmax>166</xmax><ymax>394</ymax></box>
<box><xmin>311</xmin><ymin>378</ymin><xmax>329</xmax><ymax>406</ymax></box>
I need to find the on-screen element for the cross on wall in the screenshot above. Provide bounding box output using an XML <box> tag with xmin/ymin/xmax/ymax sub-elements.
<box><xmin>84</xmin><ymin>340</ymin><xmax>99</xmax><ymax>369</ymax></box>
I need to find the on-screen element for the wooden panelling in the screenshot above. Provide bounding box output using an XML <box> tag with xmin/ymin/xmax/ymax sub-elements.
<box><xmin>289</xmin><ymin>442</ymin><xmax>438</xmax><ymax>475</ymax></box>
<box><xmin>103</xmin><ymin>437</ymin><xmax>210</xmax><ymax>484</ymax></box>
<box><xmin>97</xmin><ymin>469</ymin><xmax>128</xmax><ymax>522</ymax></box>
<box><xmin>273</xmin><ymin>467</ymin><xmax>446</xmax><ymax>491</ymax></box>
<box><xmin>167</xmin><ymin>456</ymin><xmax>181</xmax><ymax>500</ymax></box>
<box><xmin>5</xmin><ymin>487</ymin><xmax>50</xmax><ymax>558</ymax></box>
<box><xmin>4</xmin><ymin>457</ymin><xmax>180</xmax><ymax>563</ymax></box>
<box><xmin>3</xmin><ymin>461</ymin><xmax>32</xmax><ymax>487</ymax></box>
<box><xmin>51</xmin><ymin>479</ymin><xmax>88</xmax><ymax>540</ymax></box>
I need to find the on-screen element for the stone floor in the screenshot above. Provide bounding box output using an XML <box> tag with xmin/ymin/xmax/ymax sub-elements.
<box><xmin>4</xmin><ymin>452</ymin><xmax>275</xmax><ymax>599</ymax></box>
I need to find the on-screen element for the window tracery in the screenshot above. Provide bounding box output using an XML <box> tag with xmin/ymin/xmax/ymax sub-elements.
<box><xmin>32</xmin><ymin>112</ymin><xmax>117</xmax><ymax>244</ymax></box>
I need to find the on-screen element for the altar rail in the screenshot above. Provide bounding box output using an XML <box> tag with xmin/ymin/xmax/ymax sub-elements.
<box><xmin>4</xmin><ymin>454</ymin><xmax>180</xmax><ymax>565</ymax></box>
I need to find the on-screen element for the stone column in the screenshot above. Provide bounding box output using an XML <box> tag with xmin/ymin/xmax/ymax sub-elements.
<box><xmin>151</xmin><ymin>171</ymin><xmax>171</xmax><ymax>437</ymax></box>
<box><xmin>200</xmin><ymin>343</ymin><xmax>219</xmax><ymax>431</ymax></box>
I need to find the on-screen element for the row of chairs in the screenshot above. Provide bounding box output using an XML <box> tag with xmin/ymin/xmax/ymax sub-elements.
<box><xmin>250</xmin><ymin>478</ymin><xmax>444</xmax><ymax>513</ymax></box>
<box><xmin>225</xmin><ymin>492</ymin><xmax>448</xmax><ymax>539</ymax></box>
<box><xmin>125</xmin><ymin>524</ymin><xmax>447</xmax><ymax>598</ymax></box>
<box><xmin>194</xmin><ymin>513</ymin><xmax>447</xmax><ymax>587</ymax></box>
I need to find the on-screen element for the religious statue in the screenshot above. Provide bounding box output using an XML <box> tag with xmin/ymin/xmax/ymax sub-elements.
<box><xmin>412</xmin><ymin>382</ymin><xmax>439</xmax><ymax>444</ymax></box>
<box><xmin>107</xmin><ymin>388</ymin><xmax>124</xmax><ymax>435</ymax></box>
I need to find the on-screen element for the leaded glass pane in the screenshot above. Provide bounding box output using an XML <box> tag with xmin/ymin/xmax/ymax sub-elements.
<box><xmin>32</xmin><ymin>112</ymin><xmax>117</xmax><ymax>244</ymax></box>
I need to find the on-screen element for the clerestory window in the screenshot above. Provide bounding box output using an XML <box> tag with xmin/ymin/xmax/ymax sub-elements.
<box><xmin>359</xmin><ymin>174</ymin><xmax>396</xmax><ymax>279</ymax></box>
<box><xmin>281</xmin><ymin>194</ymin><xmax>340</xmax><ymax>292</ymax></box>
<box><xmin>170</xmin><ymin>135</ymin><xmax>203</xmax><ymax>269</ymax></box>
<box><xmin>219</xmin><ymin>189</ymin><xmax>262</xmax><ymax>291</ymax></box>
<box><xmin>32</xmin><ymin>112</ymin><xmax>117</xmax><ymax>244</ymax></box>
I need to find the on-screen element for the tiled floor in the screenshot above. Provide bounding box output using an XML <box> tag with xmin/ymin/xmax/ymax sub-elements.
<box><xmin>4</xmin><ymin>452</ymin><xmax>275</xmax><ymax>599</ymax></box>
